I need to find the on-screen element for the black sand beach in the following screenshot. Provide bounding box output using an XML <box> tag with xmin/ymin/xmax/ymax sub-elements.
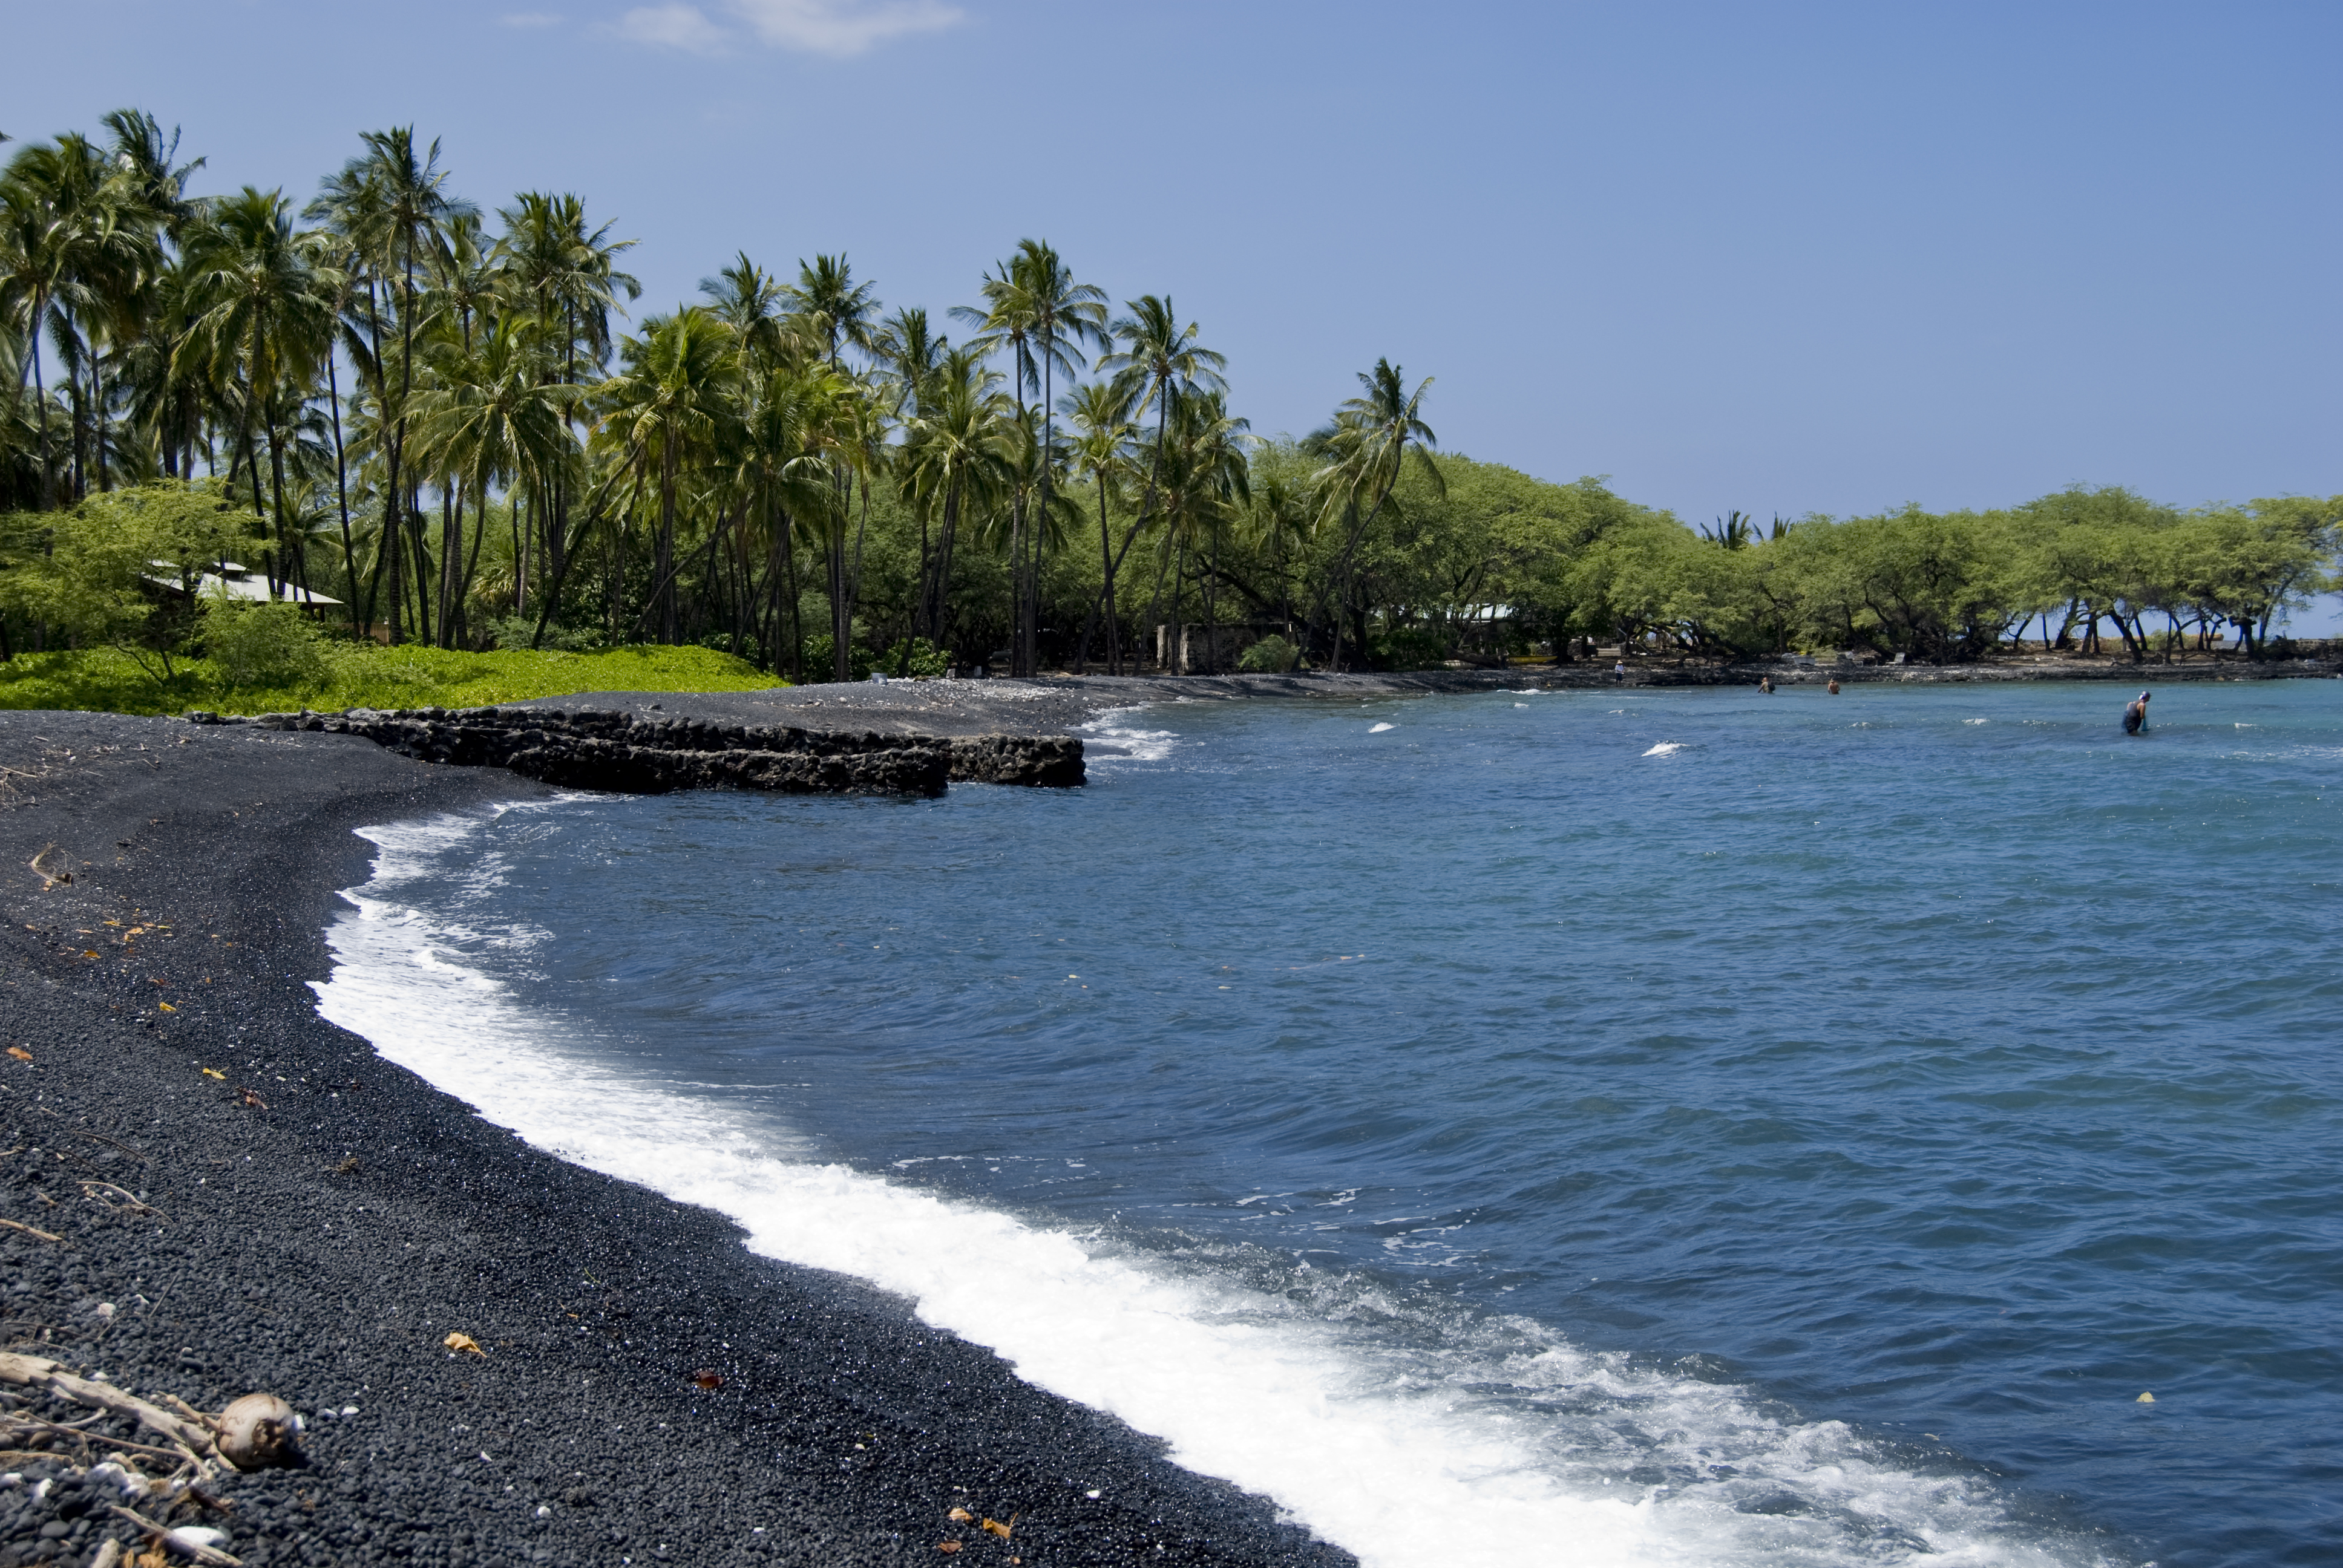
<box><xmin>5</xmin><ymin>658</ymin><xmax>2336</xmax><ymax>1564</ymax></box>
<box><xmin>0</xmin><ymin>708</ymin><xmax>1354</xmax><ymax>1567</ymax></box>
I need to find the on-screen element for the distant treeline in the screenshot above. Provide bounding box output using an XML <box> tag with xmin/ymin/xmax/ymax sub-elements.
<box><xmin>2</xmin><ymin>111</ymin><xmax>2334</xmax><ymax>676</ymax></box>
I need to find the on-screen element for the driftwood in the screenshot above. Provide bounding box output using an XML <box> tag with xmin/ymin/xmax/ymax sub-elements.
<box><xmin>0</xmin><ymin>1352</ymin><xmax>221</xmax><ymax>1472</ymax></box>
<box><xmin>0</xmin><ymin>1217</ymin><xmax>65</xmax><ymax>1243</ymax></box>
<box><xmin>108</xmin><ymin>1504</ymin><xmax>243</xmax><ymax>1566</ymax></box>
<box><xmin>80</xmin><ymin>1180</ymin><xmax>166</xmax><ymax>1219</ymax></box>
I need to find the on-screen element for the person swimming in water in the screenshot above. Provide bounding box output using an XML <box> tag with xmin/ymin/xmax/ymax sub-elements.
<box><xmin>2123</xmin><ymin>690</ymin><xmax>2150</xmax><ymax>734</ymax></box>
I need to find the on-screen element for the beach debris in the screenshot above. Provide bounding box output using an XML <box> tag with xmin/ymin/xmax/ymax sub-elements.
<box><xmin>691</xmin><ymin>1368</ymin><xmax>723</xmax><ymax>1390</ymax></box>
<box><xmin>982</xmin><ymin>1515</ymin><xmax>1017</xmax><ymax>1539</ymax></box>
<box><xmin>6</xmin><ymin>1046</ymin><xmax>29</xmax><ymax>1062</ymax></box>
<box><xmin>2136</xmin><ymin>1391</ymin><xmax>2155</xmax><ymax>1403</ymax></box>
<box><xmin>329</xmin><ymin>1155</ymin><xmax>360</xmax><ymax>1175</ymax></box>
<box><xmin>90</xmin><ymin>1541</ymin><xmax>124</xmax><ymax>1568</ymax></box>
<box><xmin>443</xmin><ymin>1331</ymin><xmax>486</xmax><ymax>1358</ymax></box>
<box><xmin>936</xmin><ymin>1543</ymin><xmax>963</xmax><ymax>1554</ymax></box>
<box><xmin>80</xmin><ymin>1180</ymin><xmax>164</xmax><ymax>1219</ymax></box>
<box><xmin>200</xmin><ymin>1069</ymin><xmax>224</xmax><ymax>1081</ymax></box>
<box><xmin>0</xmin><ymin>1218</ymin><xmax>65</xmax><ymax>1243</ymax></box>
<box><xmin>108</xmin><ymin>1506</ymin><xmax>241</xmax><ymax>1565</ymax></box>
<box><xmin>158</xmin><ymin>1002</ymin><xmax>176</xmax><ymax>1013</ymax></box>
<box><xmin>28</xmin><ymin>844</ymin><xmax>73</xmax><ymax>889</ymax></box>
<box><xmin>0</xmin><ymin>1354</ymin><xmax>222</xmax><ymax>1474</ymax></box>
<box><xmin>948</xmin><ymin>1508</ymin><xmax>974</xmax><ymax>1522</ymax></box>
<box><xmin>214</xmin><ymin>1394</ymin><xmax>299</xmax><ymax>1470</ymax></box>
<box><xmin>237</xmin><ymin>1089</ymin><xmax>266</xmax><ymax>1110</ymax></box>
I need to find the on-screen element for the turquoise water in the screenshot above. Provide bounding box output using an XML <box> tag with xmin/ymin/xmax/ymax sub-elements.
<box><xmin>335</xmin><ymin>680</ymin><xmax>2343</xmax><ymax>1566</ymax></box>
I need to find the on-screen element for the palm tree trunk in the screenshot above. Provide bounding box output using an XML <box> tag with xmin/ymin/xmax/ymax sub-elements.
<box><xmin>1072</xmin><ymin>382</ymin><xmax>1171</xmax><ymax>671</ymax></box>
<box><xmin>90</xmin><ymin>348</ymin><xmax>110</xmax><ymax>494</ymax></box>
<box><xmin>30</xmin><ymin>297</ymin><xmax>54</xmax><ymax>509</ymax></box>
<box><xmin>266</xmin><ymin>419</ymin><xmax>303</xmax><ymax>601</ymax></box>
<box><xmin>325</xmin><ymin>351</ymin><xmax>358</xmax><ymax>626</ymax></box>
<box><xmin>657</xmin><ymin>444</ymin><xmax>680</xmax><ymax>645</ymax></box>
<box><xmin>847</xmin><ymin>466</ymin><xmax>871</xmax><ymax>642</ymax></box>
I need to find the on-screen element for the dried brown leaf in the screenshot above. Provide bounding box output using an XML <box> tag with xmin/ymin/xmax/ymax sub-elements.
<box><xmin>443</xmin><ymin>1331</ymin><xmax>485</xmax><ymax>1357</ymax></box>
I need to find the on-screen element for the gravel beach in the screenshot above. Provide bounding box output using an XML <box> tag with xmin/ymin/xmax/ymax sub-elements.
<box><xmin>503</xmin><ymin>654</ymin><xmax>2343</xmax><ymax>740</ymax></box>
<box><xmin>0</xmin><ymin>710</ymin><xmax>1354</xmax><ymax>1567</ymax></box>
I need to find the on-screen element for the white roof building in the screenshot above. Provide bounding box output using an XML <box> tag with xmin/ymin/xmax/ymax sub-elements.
<box><xmin>146</xmin><ymin>560</ymin><xmax>342</xmax><ymax>607</ymax></box>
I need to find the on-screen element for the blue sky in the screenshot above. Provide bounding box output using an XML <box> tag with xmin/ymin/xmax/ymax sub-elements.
<box><xmin>8</xmin><ymin>1</ymin><xmax>2339</xmax><ymax>616</ymax></box>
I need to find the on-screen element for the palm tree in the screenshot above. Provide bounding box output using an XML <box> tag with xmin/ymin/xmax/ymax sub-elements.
<box><xmin>591</xmin><ymin>306</ymin><xmax>738</xmax><ymax>645</ymax></box>
<box><xmin>1151</xmin><ymin>392</ymin><xmax>1251</xmax><ymax>670</ymax></box>
<box><xmin>176</xmin><ymin>186</ymin><xmax>339</xmax><ymax>597</ymax></box>
<box><xmin>0</xmin><ymin>133</ymin><xmax>159</xmax><ymax>508</ymax></box>
<box><xmin>493</xmin><ymin>191</ymin><xmax>640</xmax><ymax>613</ymax></box>
<box><xmin>781</xmin><ymin>255</ymin><xmax>882</xmax><ymax>677</ymax></box>
<box><xmin>411</xmin><ymin>310</ymin><xmax>572</xmax><ymax>646</ymax></box>
<box><xmin>1060</xmin><ymin>377</ymin><xmax>1136</xmax><ymax>671</ymax></box>
<box><xmin>727</xmin><ymin>364</ymin><xmax>836</xmax><ymax>673</ymax></box>
<box><xmin>1309</xmin><ymin>359</ymin><xmax>1441</xmax><ymax>671</ymax></box>
<box><xmin>699</xmin><ymin>252</ymin><xmax>797</xmax><ymax>371</ymax></box>
<box><xmin>315</xmin><ymin>128</ymin><xmax>474</xmax><ymax>642</ymax></box>
<box><xmin>898</xmin><ymin>347</ymin><xmax>1014</xmax><ymax>654</ymax></box>
<box><xmin>871</xmin><ymin>304</ymin><xmax>946</xmax><ymax>419</ymax></box>
<box><xmin>953</xmin><ymin>241</ymin><xmax>1107</xmax><ymax>673</ymax></box>
<box><xmin>1078</xmin><ymin>295</ymin><xmax>1225</xmax><ymax>669</ymax></box>
<box><xmin>782</xmin><ymin>253</ymin><xmax>879</xmax><ymax>370</ymax></box>
<box><xmin>1249</xmin><ymin>473</ymin><xmax>1315</xmax><ymax>651</ymax></box>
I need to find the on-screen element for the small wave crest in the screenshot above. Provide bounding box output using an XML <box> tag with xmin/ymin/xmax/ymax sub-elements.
<box><xmin>1080</xmin><ymin>708</ymin><xmax>1179</xmax><ymax>763</ymax></box>
<box><xmin>1642</xmin><ymin>741</ymin><xmax>1686</xmax><ymax>757</ymax></box>
<box><xmin>1369</xmin><ymin>722</ymin><xmax>1397</xmax><ymax>734</ymax></box>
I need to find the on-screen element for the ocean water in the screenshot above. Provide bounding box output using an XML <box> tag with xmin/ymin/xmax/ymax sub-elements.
<box><xmin>313</xmin><ymin>680</ymin><xmax>2343</xmax><ymax>1568</ymax></box>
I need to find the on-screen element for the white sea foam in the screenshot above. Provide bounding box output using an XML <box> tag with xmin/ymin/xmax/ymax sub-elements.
<box><xmin>312</xmin><ymin>808</ymin><xmax>2117</xmax><ymax>1568</ymax></box>
<box><xmin>1369</xmin><ymin>722</ymin><xmax>1397</xmax><ymax>734</ymax></box>
<box><xmin>1641</xmin><ymin>742</ymin><xmax>1686</xmax><ymax>757</ymax></box>
<box><xmin>1078</xmin><ymin>708</ymin><xmax>1179</xmax><ymax>763</ymax></box>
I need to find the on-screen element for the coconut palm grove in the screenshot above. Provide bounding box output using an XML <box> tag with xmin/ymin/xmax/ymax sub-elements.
<box><xmin>2</xmin><ymin>112</ymin><xmax>2336</xmax><ymax>694</ymax></box>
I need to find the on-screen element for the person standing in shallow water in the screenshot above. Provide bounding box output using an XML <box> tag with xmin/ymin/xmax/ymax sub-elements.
<box><xmin>2124</xmin><ymin>690</ymin><xmax>2151</xmax><ymax>734</ymax></box>
<box><xmin>1758</xmin><ymin>675</ymin><xmax>1774</xmax><ymax>693</ymax></box>
<box><xmin>1827</xmin><ymin>676</ymin><xmax>1841</xmax><ymax>695</ymax></box>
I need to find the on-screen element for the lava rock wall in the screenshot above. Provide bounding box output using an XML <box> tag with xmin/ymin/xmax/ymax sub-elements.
<box><xmin>185</xmin><ymin>707</ymin><xmax>1084</xmax><ymax>797</ymax></box>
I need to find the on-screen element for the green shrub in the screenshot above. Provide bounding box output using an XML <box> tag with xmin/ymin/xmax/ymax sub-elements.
<box><xmin>203</xmin><ymin>599</ymin><xmax>332</xmax><ymax>690</ymax></box>
<box><xmin>801</xmin><ymin>634</ymin><xmax>884</xmax><ymax>682</ymax></box>
<box><xmin>882</xmin><ymin>637</ymin><xmax>951</xmax><ymax>678</ymax></box>
<box><xmin>1237</xmin><ymin>634</ymin><xmax>1300</xmax><ymax>673</ymax></box>
<box><xmin>0</xmin><ymin>642</ymin><xmax>785</xmax><ymax>717</ymax></box>
<box><xmin>480</xmin><ymin>613</ymin><xmax>608</xmax><ymax>653</ymax></box>
<box><xmin>1369</xmin><ymin>626</ymin><xmax>1449</xmax><ymax>670</ymax></box>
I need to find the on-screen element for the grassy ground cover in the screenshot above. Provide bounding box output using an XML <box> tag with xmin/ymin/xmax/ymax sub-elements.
<box><xmin>0</xmin><ymin>644</ymin><xmax>784</xmax><ymax>717</ymax></box>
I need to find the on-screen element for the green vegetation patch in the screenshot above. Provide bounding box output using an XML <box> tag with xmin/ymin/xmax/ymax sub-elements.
<box><xmin>0</xmin><ymin>641</ymin><xmax>782</xmax><ymax>718</ymax></box>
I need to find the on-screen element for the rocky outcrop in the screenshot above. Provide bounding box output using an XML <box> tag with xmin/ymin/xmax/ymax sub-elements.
<box><xmin>946</xmin><ymin>733</ymin><xmax>1086</xmax><ymax>787</ymax></box>
<box><xmin>186</xmin><ymin>706</ymin><xmax>1083</xmax><ymax>797</ymax></box>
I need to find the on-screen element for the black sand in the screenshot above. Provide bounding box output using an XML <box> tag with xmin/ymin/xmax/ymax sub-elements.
<box><xmin>0</xmin><ymin>710</ymin><xmax>1354</xmax><ymax>1567</ymax></box>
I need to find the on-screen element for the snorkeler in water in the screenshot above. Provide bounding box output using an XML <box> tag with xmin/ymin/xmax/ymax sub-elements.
<box><xmin>2123</xmin><ymin>690</ymin><xmax>2150</xmax><ymax>734</ymax></box>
